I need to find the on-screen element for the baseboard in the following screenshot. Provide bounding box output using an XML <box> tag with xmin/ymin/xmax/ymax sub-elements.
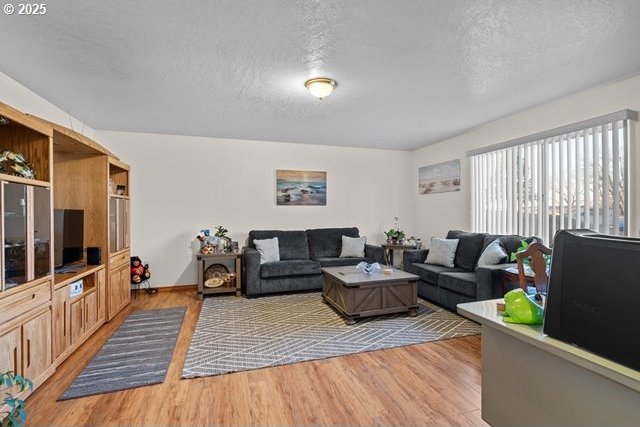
<box><xmin>156</xmin><ymin>284</ymin><xmax>197</xmax><ymax>292</ymax></box>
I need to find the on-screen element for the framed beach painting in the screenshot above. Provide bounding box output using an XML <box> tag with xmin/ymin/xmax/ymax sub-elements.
<box><xmin>418</xmin><ymin>159</ymin><xmax>460</xmax><ymax>194</ymax></box>
<box><xmin>276</xmin><ymin>170</ymin><xmax>327</xmax><ymax>205</ymax></box>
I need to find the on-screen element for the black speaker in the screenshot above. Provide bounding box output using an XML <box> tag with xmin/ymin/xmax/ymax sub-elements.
<box><xmin>87</xmin><ymin>247</ymin><xmax>102</xmax><ymax>265</ymax></box>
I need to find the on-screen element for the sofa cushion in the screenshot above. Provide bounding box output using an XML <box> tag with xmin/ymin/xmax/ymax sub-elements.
<box><xmin>248</xmin><ymin>230</ymin><xmax>309</xmax><ymax>260</ymax></box>
<box><xmin>483</xmin><ymin>234</ymin><xmax>540</xmax><ymax>260</ymax></box>
<box><xmin>446</xmin><ymin>230</ymin><xmax>486</xmax><ymax>271</ymax></box>
<box><xmin>315</xmin><ymin>257</ymin><xmax>368</xmax><ymax>268</ymax></box>
<box><xmin>438</xmin><ymin>271</ymin><xmax>478</xmax><ymax>298</ymax></box>
<box><xmin>306</xmin><ymin>227</ymin><xmax>360</xmax><ymax>259</ymax></box>
<box><xmin>425</xmin><ymin>238</ymin><xmax>459</xmax><ymax>268</ymax></box>
<box><xmin>340</xmin><ymin>236</ymin><xmax>367</xmax><ymax>258</ymax></box>
<box><xmin>253</xmin><ymin>237</ymin><xmax>280</xmax><ymax>264</ymax></box>
<box><xmin>477</xmin><ymin>239</ymin><xmax>508</xmax><ymax>267</ymax></box>
<box><xmin>260</xmin><ymin>259</ymin><xmax>321</xmax><ymax>279</ymax></box>
<box><xmin>407</xmin><ymin>262</ymin><xmax>465</xmax><ymax>285</ymax></box>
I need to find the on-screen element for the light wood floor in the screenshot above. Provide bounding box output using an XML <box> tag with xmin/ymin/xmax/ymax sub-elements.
<box><xmin>27</xmin><ymin>289</ymin><xmax>488</xmax><ymax>426</ymax></box>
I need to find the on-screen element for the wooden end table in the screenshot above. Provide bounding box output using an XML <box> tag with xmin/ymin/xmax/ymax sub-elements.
<box><xmin>196</xmin><ymin>251</ymin><xmax>242</xmax><ymax>299</ymax></box>
<box><xmin>321</xmin><ymin>266</ymin><xmax>419</xmax><ymax>325</ymax></box>
<box><xmin>381</xmin><ymin>243</ymin><xmax>421</xmax><ymax>267</ymax></box>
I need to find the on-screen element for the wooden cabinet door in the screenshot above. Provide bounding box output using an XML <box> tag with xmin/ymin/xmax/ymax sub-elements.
<box><xmin>109</xmin><ymin>263</ymin><xmax>126</xmax><ymax>319</ymax></box>
<box><xmin>21</xmin><ymin>310</ymin><xmax>52</xmax><ymax>381</ymax></box>
<box><xmin>123</xmin><ymin>199</ymin><xmax>130</xmax><ymax>250</ymax></box>
<box><xmin>70</xmin><ymin>299</ymin><xmax>84</xmax><ymax>344</ymax></box>
<box><xmin>84</xmin><ymin>291</ymin><xmax>98</xmax><ymax>332</ymax></box>
<box><xmin>53</xmin><ymin>286</ymin><xmax>70</xmax><ymax>358</ymax></box>
<box><xmin>120</xmin><ymin>265</ymin><xmax>131</xmax><ymax>308</ymax></box>
<box><xmin>97</xmin><ymin>268</ymin><xmax>106</xmax><ymax>322</ymax></box>
<box><xmin>0</xmin><ymin>326</ymin><xmax>22</xmax><ymax>375</ymax></box>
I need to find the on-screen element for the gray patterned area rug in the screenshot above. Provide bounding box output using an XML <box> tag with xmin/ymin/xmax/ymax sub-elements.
<box><xmin>182</xmin><ymin>293</ymin><xmax>480</xmax><ymax>379</ymax></box>
<box><xmin>59</xmin><ymin>306</ymin><xmax>186</xmax><ymax>400</ymax></box>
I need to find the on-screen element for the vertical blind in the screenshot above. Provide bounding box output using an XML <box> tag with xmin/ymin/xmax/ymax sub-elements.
<box><xmin>468</xmin><ymin>110</ymin><xmax>637</xmax><ymax>244</ymax></box>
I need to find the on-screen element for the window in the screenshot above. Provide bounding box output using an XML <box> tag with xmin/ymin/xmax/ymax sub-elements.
<box><xmin>469</xmin><ymin>110</ymin><xmax>637</xmax><ymax>244</ymax></box>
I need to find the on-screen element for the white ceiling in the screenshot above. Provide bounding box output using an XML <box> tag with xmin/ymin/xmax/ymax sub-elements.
<box><xmin>2</xmin><ymin>1</ymin><xmax>640</xmax><ymax>150</ymax></box>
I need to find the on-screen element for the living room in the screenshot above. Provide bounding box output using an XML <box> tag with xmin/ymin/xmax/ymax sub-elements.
<box><xmin>1</xmin><ymin>2</ymin><xmax>640</xmax><ymax>426</ymax></box>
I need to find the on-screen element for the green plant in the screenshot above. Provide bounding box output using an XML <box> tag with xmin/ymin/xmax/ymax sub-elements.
<box><xmin>1</xmin><ymin>371</ymin><xmax>32</xmax><ymax>427</ymax></box>
<box><xmin>214</xmin><ymin>226</ymin><xmax>228</xmax><ymax>238</ymax></box>
<box><xmin>384</xmin><ymin>229</ymin><xmax>406</xmax><ymax>240</ymax></box>
<box><xmin>384</xmin><ymin>217</ymin><xmax>406</xmax><ymax>241</ymax></box>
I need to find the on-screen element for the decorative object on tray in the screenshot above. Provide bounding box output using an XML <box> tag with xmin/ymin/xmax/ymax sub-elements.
<box><xmin>116</xmin><ymin>185</ymin><xmax>126</xmax><ymax>195</ymax></box>
<box><xmin>384</xmin><ymin>216</ymin><xmax>406</xmax><ymax>244</ymax></box>
<box><xmin>418</xmin><ymin>159</ymin><xmax>460</xmax><ymax>194</ymax></box>
<box><xmin>276</xmin><ymin>169</ymin><xmax>327</xmax><ymax>206</ymax></box>
<box><xmin>0</xmin><ymin>149</ymin><xmax>36</xmax><ymax>179</ymax></box>
<box><xmin>356</xmin><ymin>261</ymin><xmax>382</xmax><ymax>275</ymax></box>
<box><xmin>204</xmin><ymin>277</ymin><xmax>225</xmax><ymax>288</ymax></box>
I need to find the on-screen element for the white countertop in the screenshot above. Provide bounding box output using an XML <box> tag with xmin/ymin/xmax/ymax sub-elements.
<box><xmin>457</xmin><ymin>299</ymin><xmax>640</xmax><ymax>393</ymax></box>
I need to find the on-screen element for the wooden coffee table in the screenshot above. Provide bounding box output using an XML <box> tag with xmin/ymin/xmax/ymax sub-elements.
<box><xmin>321</xmin><ymin>266</ymin><xmax>420</xmax><ymax>325</ymax></box>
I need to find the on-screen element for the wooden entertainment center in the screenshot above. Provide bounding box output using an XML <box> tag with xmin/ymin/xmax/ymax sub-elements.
<box><xmin>0</xmin><ymin>101</ymin><xmax>131</xmax><ymax>402</ymax></box>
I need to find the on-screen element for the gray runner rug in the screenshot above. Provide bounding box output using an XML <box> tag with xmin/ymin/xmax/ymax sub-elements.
<box><xmin>182</xmin><ymin>292</ymin><xmax>480</xmax><ymax>379</ymax></box>
<box><xmin>59</xmin><ymin>306</ymin><xmax>186</xmax><ymax>400</ymax></box>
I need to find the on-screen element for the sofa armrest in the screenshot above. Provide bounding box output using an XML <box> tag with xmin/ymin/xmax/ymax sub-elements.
<box><xmin>402</xmin><ymin>249</ymin><xmax>429</xmax><ymax>270</ymax></box>
<box><xmin>365</xmin><ymin>244</ymin><xmax>384</xmax><ymax>264</ymax></box>
<box><xmin>243</xmin><ymin>247</ymin><xmax>262</xmax><ymax>297</ymax></box>
<box><xmin>476</xmin><ymin>263</ymin><xmax>517</xmax><ymax>300</ymax></box>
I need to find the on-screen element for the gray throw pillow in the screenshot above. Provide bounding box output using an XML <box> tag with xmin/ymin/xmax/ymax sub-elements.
<box><xmin>425</xmin><ymin>238</ymin><xmax>459</xmax><ymax>268</ymax></box>
<box><xmin>477</xmin><ymin>239</ymin><xmax>508</xmax><ymax>267</ymax></box>
<box><xmin>254</xmin><ymin>237</ymin><xmax>280</xmax><ymax>264</ymax></box>
<box><xmin>340</xmin><ymin>235</ymin><xmax>367</xmax><ymax>258</ymax></box>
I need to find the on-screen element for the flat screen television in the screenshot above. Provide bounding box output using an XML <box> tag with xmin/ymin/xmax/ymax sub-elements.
<box><xmin>544</xmin><ymin>229</ymin><xmax>640</xmax><ymax>371</ymax></box>
<box><xmin>54</xmin><ymin>209</ymin><xmax>84</xmax><ymax>268</ymax></box>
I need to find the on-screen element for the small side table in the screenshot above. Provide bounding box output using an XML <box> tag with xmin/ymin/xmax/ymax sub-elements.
<box><xmin>382</xmin><ymin>243</ymin><xmax>421</xmax><ymax>267</ymax></box>
<box><xmin>196</xmin><ymin>252</ymin><xmax>242</xmax><ymax>299</ymax></box>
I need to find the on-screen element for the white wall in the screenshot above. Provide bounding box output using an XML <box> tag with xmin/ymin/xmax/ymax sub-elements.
<box><xmin>0</xmin><ymin>71</ymin><xmax>96</xmax><ymax>139</ymax></box>
<box><xmin>411</xmin><ymin>74</ymin><xmax>640</xmax><ymax>245</ymax></box>
<box><xmin>97</xmin><ymin>130</ymin><xmax>413</xmax><ymax>286</ymax></box>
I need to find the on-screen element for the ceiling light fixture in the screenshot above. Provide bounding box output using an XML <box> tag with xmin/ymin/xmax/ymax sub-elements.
<box><xmin>305</xmin><ymin>77</ymin><xmax>337</xmax><ymax>100</ymax></box>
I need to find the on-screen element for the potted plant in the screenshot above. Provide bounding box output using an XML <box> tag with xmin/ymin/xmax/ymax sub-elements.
<box><xmin>1</xmin><ymin>371</ymin><xmax>32</xmax><ymax>427</ymax></box>
<box><xmin>384</xmin><ymin>217</ymin><xmax>406</xmax><ymax>244</ymax></box>
<box><xmin>215</xmin><ymin>225</ymin><xmax>232</xmax><ymax>250</ymax></box>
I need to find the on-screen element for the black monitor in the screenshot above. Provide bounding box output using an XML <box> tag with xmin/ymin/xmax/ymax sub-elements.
<box><xmin>544</xmin><ymin>229</ymin><xmax>640</xmax><ymax>371</ymax></box>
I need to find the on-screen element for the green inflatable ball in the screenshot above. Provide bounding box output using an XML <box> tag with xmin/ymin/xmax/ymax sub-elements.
<box><xmin>502</xmin><ymin>288</ymin><xmax>544</xmax><ymax>325</ymax></box>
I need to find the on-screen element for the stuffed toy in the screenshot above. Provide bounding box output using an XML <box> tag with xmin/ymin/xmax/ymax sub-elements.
<box><xmin>130</xmin><ymin>256</ymin><xmax>151</xmax><ymax>284</ymax></box>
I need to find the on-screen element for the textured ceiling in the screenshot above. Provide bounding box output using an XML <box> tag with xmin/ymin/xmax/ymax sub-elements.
<box><xmin>2</xmin><ymin>0</ymin><xmax>640</xmax><ymax>150</ymax></box>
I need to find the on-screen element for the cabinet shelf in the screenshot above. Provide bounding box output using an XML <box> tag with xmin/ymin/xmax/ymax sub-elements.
<box><xmin>54</xmin><ymin>264</ymin><xmax>105</xmax><ymax>290</ymax></box>
<box><xmin>0</xmin><ymin>174</ymin><xmax>50</xmax><ymax>187</ymax></box>
<box><xmin>109</xmin><ymin>194</ymin><xmax>130</xmax><ymax>199</ymax></box>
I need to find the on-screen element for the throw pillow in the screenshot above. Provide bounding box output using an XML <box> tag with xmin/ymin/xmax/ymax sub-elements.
<box><xmin>477</xmin><ymin>239</ymin><xmax>508</xmax><ymax>267</ymax></box>
<box><xmin>253</xmin><ymin>237</ymin><xmax>280</xmax><ymax>264</ymax></box>
<box><xmin>425</xmin><ymin>238</ymin><xmax>459</xmax><ymax>268</ymax></box>
<box><xmin>340</xmin><ymin>235</ymin><xmax>367</xmax><ymax>258</ymax></box>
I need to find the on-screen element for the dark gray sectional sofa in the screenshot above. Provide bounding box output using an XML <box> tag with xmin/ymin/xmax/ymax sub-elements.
<box><xmin>402</xmin><ymin>230</ymin><xmax>537</xmax><ymax>310</ymax></box>
<box><xmin>243</xmin><ymin>227</ymin><xmax>384</xmax><ymax>297</ymax></box>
